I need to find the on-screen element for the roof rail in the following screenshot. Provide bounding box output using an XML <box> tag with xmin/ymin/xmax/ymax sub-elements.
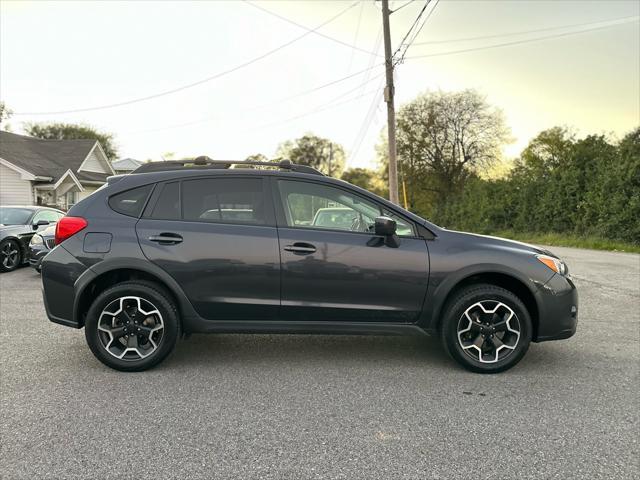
<box><xmin>132</xmin><ymin>156</ymin><xmax>324</xmax><ymax>176</ymax></box>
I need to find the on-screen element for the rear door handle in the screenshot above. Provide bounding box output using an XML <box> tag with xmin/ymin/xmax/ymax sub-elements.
<box><xmin>284</xmin><ymin>242</ymin><xmax>316</xmax><ymax>254</ymax></box>
<box><xmin>148</xmin><ymin>233</ymin><xmax>183</xmax><ymax>245</ymax></box>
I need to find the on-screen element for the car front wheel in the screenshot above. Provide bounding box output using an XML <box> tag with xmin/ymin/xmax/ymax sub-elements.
<box><xmin>440</xmin><ymin>284</ymin><xmax>532</xmax><ymax>373</ymax></box>
<box><xmin>0</xmin><ymin>239</ymin><xmax>22</xmax><ymax>272</ymax></box>
<box><xmin>85</xmin><ymin>281</ymin><xmax>179</xmax><ymax>371</ymax></box>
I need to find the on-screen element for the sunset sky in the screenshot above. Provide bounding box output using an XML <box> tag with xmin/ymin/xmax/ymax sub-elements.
<box><xmin>1</xmin><ymin>0</ymin><xmax>638</xmax><ymax>169</ymax></box>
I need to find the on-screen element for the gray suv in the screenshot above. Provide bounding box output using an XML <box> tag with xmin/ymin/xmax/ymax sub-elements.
<box><xmin>41</xmin><ymin>158</ymin><xmax>578</xmax><ymax>373</ymax></box>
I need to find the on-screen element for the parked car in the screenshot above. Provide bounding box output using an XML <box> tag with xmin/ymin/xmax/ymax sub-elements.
<box><xmin>0</xmin><ymin>206</ymin><xmax>65</xmax><ymax>272</ymax></box>
<box><xmin>28</xmin><ymin>224</ymin><xmax>56</xmax><ymax>272</ymax></box>
<box><xmin>40</xmin><ymin>158</ymin><xmax>578</xmax><ymax>373</ymax></box>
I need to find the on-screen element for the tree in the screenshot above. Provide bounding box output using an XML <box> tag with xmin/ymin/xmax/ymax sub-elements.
<box><xmin>0</xmin><ymin>101</ymin><xmax>12</xmax><ymax>129</ymax></box>
<box><xmin>276</xmin><ymin>134</ymin><xmax>345</xmax><ymax>177</ymax></box>
<box><xmin>434</xmin><ymin>125</ymin><xmax>639</xmax><ymax>246</ymax></box>
<box><xmin>341</xmin><ymin>168</ymin><xmax>386</xmax><ymax>197</ymax></box>
<box><xmin>245</xmin><ymin>153</ymin><xmax>269</xmax><ymax>162</ymax></box>
<box><xmin>395</xmin><ymin>89</ymin><xmax>511</xmax><ymax>198</ymax></box>
<box><xmin>24</xmin><ymin>122</ymin><xmax>118</xmax><ymax>160</ymax></box>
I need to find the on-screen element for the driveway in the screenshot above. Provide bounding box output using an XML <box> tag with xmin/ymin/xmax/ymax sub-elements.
<box><xmin>1</xmin><ymin>246</ymin><xmax>638</xmax><ymax>479</ymax></box>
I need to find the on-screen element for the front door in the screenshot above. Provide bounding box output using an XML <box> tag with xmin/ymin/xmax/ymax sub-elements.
<box><xmin>274</xmin><ymin>178</ymin><xmax>430</xmax><ymax>323</ymax></box>
<box><xmin>136</xmin><ymin>176</ymin><xmax>280</xmax><ymax>321</ymax></box>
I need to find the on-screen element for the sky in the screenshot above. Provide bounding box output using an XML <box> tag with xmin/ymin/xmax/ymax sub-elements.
<box><xmin>1</xmin><ymin>0</ymin><xmax>638</xmax><ymax>170</ymax></box>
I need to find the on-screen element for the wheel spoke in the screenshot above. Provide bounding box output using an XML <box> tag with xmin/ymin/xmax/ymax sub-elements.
<box><xmin>490</xmin><ymin>335</ymin><xmax>504</xmax><ymax>349</ymax></box>
<box><xmin>126</xmin><ymin>334</ymin><xmax>139</xmax><ymax>348</ymax></box>
<box><xmin>110</xmin><ymin>326</ymin><xmax>127</xmax><ymax>339</ymax></box>
<box><xmin>138</xmin><ymin>324</ymin><xmax>162</xmax><ymax>337</ymax></box>
<box><xmin>457</xmin><ymin>299</ymin><xmax>521</xmax><ymax>364</ymax></box>
<box><xmin>97</xmin><ymin>296</ymin><xmax>164</xmax><ymax>361</ymax></box>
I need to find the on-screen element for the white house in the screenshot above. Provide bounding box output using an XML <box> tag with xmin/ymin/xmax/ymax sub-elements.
<box><xmin>0</xmin><ymin>130</ymin><xmax>115</xmax><ymax>209</ymax></box>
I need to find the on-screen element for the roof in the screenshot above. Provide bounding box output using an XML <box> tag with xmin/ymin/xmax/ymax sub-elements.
<box><xmin>0</xmin><ymin>205</ymin><xmax>64</xmax><ymax>212</ymax></box>
<box><xmin>0</xmin><ymin>130</ymin><xmax>98</xmax><ymax>182</ymax></box>
<box><xmin>76</xmin><ymin>171</ymin><xmax>110</xmax><ymax>183</ymax></box>
<box><xmin>112</xmin><ymin>157</ymin><xmax>143</xmax><ymax>171</ymax></box>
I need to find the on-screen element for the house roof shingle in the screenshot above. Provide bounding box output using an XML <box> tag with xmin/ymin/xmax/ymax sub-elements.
<box><xmin>0</xmin><ymin>130</ymin><xmax>98</xmax><ymax>182</ymax></box>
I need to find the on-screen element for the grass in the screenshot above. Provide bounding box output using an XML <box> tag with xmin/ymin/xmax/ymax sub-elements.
<box><xmin>489</xmin><ymin>230</ymin><xmax>640</xmax><ymax>254</ymax></box>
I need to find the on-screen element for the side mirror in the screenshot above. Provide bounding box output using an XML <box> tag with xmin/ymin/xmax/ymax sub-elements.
<box><xmin>374</xmin><ymin>216</ymin><xmax>400</xmax><ymax>248</ymax></box>
<box><xmin>374</xmin><ymin>216</ymin><xmax>396</xmax><ymax>236</ymax></box>
<box><xmin>33</xmin><ymin>220</ymin><xmax>50</xmax><ymax>229</ymax></box>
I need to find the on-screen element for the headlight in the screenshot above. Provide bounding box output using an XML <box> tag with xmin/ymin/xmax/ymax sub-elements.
<box><xmin>30</xmin><ymin>234</ymin><xmax>43</xmax><ymax>246</ymax></box>
<box><xmin>536</xmin><ymin>254</ymin><xmax>568</xmax><ymax>275</ymax></box>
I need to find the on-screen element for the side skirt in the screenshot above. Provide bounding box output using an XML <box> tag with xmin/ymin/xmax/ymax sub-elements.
<box><xmin>182</xmin><ymin>318</ymin><xmax>430</xmax><ymax>336</ymax></box>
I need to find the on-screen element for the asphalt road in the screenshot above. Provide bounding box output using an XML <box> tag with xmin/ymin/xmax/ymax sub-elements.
<box><xmin>1</xmin><ymin>246</ymin><xmax>638</xmax><ymax>479</ymax></box>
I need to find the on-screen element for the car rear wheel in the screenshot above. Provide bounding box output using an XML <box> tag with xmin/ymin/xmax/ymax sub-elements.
<box><xmin>440</xmin><ymin>284</ymin><xmax>532</xmax><ymax>373</ymax></box>
<box><xmin>0</xmin><ymin>239</ymin><xmax>22</xmax><ymax>272</ymax></box>
<box><xmin>85</xmin><ymin>281</ymin><xmax>179</xmax><ymax>371</ymax></box>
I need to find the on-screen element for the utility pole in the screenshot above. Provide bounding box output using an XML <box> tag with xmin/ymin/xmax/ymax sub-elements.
<box><xmin>328</xmin><ymin>142</ymin><xmax>333</xmax><ymax>177</ymax></box>
<box><xmin>381</xmin><ymin>0</ymin><xmax>399</xmax><ymax>205</ymax></box>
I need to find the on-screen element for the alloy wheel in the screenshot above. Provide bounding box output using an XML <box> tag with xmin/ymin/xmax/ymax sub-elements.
<box><xmin>97</xmin><ymin>296</ymin><xmax>164</xmax><ymax>360</ymax></box>
<box><xmin>457</xmin><ymin>300</ymin><xmax>521</xmax><ymax>364</ymax></box>
<box><xmin>1</xmin><ymin>242</ymin><xmax>20</xmax><ymax>269</ymax></box>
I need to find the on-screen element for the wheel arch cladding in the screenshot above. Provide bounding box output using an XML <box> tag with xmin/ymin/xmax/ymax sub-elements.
<box><xmin>435</xmin><ymin>272</ymin><xmax>539</xmax><ymax>340</ymax></box>
<box><xmin>76</xmin><ymin>268</ymin><xmax>181</xmax><ymax>328</ymax></box>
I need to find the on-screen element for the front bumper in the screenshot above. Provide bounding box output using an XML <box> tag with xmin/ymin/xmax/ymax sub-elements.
<box><xmin>533</xmin><ymin>273</ymin><xmax>578</xmax><ymax>342</ymax></box>
<box><xmin>28</xmin><ymin>244</ymin><xmax>49</xmax><ymax>271</ymax></box>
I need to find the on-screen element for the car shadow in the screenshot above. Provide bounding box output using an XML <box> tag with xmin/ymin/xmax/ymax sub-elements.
<box><xmin>167</xmin><ymin>333</ymin><xmax>453</xmax><ymax>370</ymax></box>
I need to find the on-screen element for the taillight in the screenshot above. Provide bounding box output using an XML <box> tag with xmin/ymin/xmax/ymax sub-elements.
<box><xmin>55</xmin><ymin>216</ymin><xmax>88</xmax><ymax>245</ymax></box>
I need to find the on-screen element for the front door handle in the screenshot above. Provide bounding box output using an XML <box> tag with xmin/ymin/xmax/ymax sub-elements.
<box><xmin>148</xmin><ymin>233</ymin><xmax>183</xmax><ymax>245</ymax></box>
<box><xmin>284</xmin><ymin>242</ymin><xmax>316</xmax><ymax>255</ymax></box>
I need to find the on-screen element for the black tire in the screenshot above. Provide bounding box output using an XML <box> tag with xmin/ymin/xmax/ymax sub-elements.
<box><xmin>84</xmin><ymin>281</ymin><xmax>179</xmax><ymax>371</ymax></box>
<box><xmin>440</xmin><ymin>284</ymin><xmax>532</xmax><ymax>374</ymax></box>
<box><xmin>0</xmin><ymin>239</ymin><xmax>22</xmax><ymax>273</ymax></box>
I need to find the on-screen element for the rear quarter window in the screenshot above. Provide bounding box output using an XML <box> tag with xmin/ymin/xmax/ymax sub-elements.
<box><xmin>108</xmin><ymin>184</ymin><xmax>154</xmax><ymax>217</ymax></box>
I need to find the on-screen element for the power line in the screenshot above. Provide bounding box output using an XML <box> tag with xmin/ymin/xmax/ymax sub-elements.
<box><xmin>406</xmin><ymin>17</ymin><xmax>639</xmax><ymax>60</ymax></box>
<box><xmin>356</xmin><ymin>24</ymin><xmax>383</xmax><ymax>106</ymax></box>
<box><xmin>13</xmin><ymin>2</ymin><xmax>360</xmax><ymax>116</ymax></box>
<box><xmin>123</xmin><ymin>68</ymin><xmax>386</xmax><ymax>136</ymax></box>
<box><xmin>244</xmin><ymin>87</ymin><xmax>381</xmax><ymax>133</ymax></box>
<box><xmin>346</xmin><ymin>0</ymin><xmax>366</xmax><ymax>74</ymax></box>
<box><xmin>348</xmin><ymin>76</ymin><xmax>385</xmax><ymax>166</ymax></box>
<box><xmin>392</xmin><ymin>0</ymin><xmax>431</xmax><ymax>59</ymax></box>
<box><xmin>243</xmin><ymin>0</ymin><xmax>382</xmax><ymax>58</ymax></box>
<box><xmin>413</xmin><ymin>15</ymin><xmax>640</xmax><ymax>45</ymax></box>
<box><xmin>394</xmin><ymin>0</ymin><xmax>439</xmax><ymax>64</ymax></box>
<box><xmin>391</xmin><ymin>1</ymin><xmax>416</xmax><ymax>14</ymax></box>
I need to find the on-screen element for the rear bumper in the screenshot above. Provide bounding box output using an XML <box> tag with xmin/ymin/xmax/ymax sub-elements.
<box><xmin>533</xmin><ymin>273</ymin><xmax>578</xmax><ymax>342</ymax></box>
<box><xmin>41</xmin><ymin>246</ymin><xmax>92</xmax><ymax>329</ymax></box>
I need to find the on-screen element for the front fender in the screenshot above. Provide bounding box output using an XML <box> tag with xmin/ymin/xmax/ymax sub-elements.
<box><xmin>416</xmin><ymin>232</ymin><xmax>555</xmax><ymax>331</ymax></box>
<box><xmin>419</xmin><ymin>262</ymin><xmax>546</xmax><ymax>331</ymax></box>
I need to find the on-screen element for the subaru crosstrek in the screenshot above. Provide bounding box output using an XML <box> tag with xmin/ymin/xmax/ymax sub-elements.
<box><xmin>41</xmin><ymin>158</ymin><xmax>578</xmax><ymax>373</ymax></box>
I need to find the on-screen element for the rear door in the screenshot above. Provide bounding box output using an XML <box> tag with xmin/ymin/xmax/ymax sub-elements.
<box><xmin>136</xmin><ymin>175</ymin><xmax>280</xmax><ymax>321</ymax></box>
<box><xmin>274</xmin><ymin>178</ymin><xmax>430</xmax><ymax>323</ymax></box>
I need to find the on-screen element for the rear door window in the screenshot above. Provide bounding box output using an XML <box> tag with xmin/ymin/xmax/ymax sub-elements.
<box><xmin>150</xmin><ymin>182</ymin><xmax>180</xmax><ymax>220</ymax></box>
<box><xmin>182</xmin><ymin>178</ymin><xmax>266</xmax><ymax>225</ymax></box>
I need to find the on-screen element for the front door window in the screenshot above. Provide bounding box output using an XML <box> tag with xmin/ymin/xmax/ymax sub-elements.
<box><xmin>277</xmin><ymin>180</ymin><xmax>415</xmax><ymax>236</ymax></box>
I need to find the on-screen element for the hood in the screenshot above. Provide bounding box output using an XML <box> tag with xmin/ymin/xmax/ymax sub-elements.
<box><xmin>0</xmin><ymin>224</ymin><xmax>29</xmax><ymax>236</ymax></box>
<box><xmin>443</xmin><ymin>229</ymin><xmax>558</xmax><ymax>257</ymax></box>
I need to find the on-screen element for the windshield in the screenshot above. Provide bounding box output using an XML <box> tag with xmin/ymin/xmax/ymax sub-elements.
<box><xmin>0</xmin><ymin>207</ymin><xmax>33</xmax><ymax>225</ymax></box>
